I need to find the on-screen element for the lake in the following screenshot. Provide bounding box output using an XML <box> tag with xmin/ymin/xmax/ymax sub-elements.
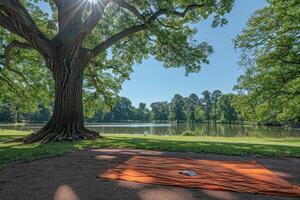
<box><xmin>1</xmin><ymin>123</ymin><xmax>300</xmax><ymax>138</ymax></box>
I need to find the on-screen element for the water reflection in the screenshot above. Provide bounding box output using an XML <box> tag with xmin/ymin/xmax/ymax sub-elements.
<box><xmin>0</xmin><ymin>123</ymin><xmax>300</xmax><ymax>138</ymax></box>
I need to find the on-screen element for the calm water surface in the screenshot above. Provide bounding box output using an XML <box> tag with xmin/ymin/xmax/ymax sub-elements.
<box><xmin>1</xmin><ymin>123</ymin><xmax>300</xmax><ymax>138</ymax></box>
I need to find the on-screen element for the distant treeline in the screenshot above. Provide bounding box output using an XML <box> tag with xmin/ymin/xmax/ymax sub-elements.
<box><xmin>1</xmin><ymin>90</ymin><xmax>298</xmax><ymax>125</ymax></box>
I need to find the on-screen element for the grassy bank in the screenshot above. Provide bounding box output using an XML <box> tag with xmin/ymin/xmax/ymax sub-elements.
<box><xmin>0</xmin><ymin>129</ymin><xmax>300</xmax><ymax>166</ymax></box>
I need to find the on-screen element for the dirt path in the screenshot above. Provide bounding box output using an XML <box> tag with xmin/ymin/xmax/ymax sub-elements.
<box><xmin>0</xmin><ymin>149</ymin><xmax>299</xmax><ymax>200</ymax></box>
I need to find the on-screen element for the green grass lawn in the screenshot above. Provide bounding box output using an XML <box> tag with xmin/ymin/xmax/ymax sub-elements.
<box><xmin>0</xmin><ymin>129</ymin><xmax>300</xmax><ymax>167</ymax></box>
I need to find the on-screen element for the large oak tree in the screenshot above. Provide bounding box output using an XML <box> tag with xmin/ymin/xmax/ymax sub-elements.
<box><xmin>0</xmin><ymin>0</ymin><xmax>234</xmax><ymax>143</ymax></box>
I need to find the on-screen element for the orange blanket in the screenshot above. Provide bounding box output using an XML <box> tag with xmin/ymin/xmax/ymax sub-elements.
<box><xmin>99</xmin><ymin>156</ymin><xmax>300</xmax><ymax>197</ymax></box>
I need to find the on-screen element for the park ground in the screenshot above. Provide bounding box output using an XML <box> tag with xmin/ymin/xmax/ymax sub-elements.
<box><xmin>0</xmin><ymin>129</ymin><xmax>300</xmax><ymax>199</ymax></box>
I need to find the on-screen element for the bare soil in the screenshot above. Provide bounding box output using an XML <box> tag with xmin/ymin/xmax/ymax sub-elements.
<box><xmin>0</xmin><ymin>149</ymin><xmax>299</xmax><ymax>200</ymax></box>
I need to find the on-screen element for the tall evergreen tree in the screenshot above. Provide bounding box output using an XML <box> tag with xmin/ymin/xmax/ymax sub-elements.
<box><xmin>201</xmin><ymin>90</ymin><xmax>212</xmax><ymax>122</ymax></box>
<box><xmin>169</xmin><ymin>94</ymin><xmax>185</xmax><ymax>123</ymax></box>
<box><xmin>211</xmin><ymin>90</ymin><xmax>222</xmax><ymax>123</ymax></box>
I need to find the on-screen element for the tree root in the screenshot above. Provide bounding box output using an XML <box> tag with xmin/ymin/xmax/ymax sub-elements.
<box><xmin>23</xmin><ymin>127</ymin><xmax>101</xmax><ymax>144</ymax></box>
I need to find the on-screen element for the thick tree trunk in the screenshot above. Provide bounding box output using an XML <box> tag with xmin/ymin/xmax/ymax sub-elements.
<box><xmin>23</xmin><ymin>57</ymin><xmax>99</xmax><ymax>143</ymax></box>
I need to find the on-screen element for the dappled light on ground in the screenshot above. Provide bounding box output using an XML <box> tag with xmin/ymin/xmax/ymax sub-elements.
<box><xmin>91</xmin><ymin>148</ymin><xmax>164</xmax><ymax>156</ymax></box>
<box><xmin>202</xmin><ymin>190</ymin><xmax>238</xmax><ymax>200</ymax></box>
<box><xmin>138</xmin><ymin>188</ymin><xmax>196</xmax><ymax>200</ymax></box>
<box><xmin>266</xmin><ymin>170</ymin><xmax>293</xmax><ymax>179</ymax></box>
<box><xmin>100</xmin><ymin>156</ymin><xmax>300</xmax><ymax>197</ymax></box>
<box><xmin>95</xmin><ymin>155</ymin><xmax>116</xmax><ymax>160</ymax></box>
<box><xmin>116</xmin><ymin>180</ymin><xmax>146</xmax><ymax>190</ymax></box>
<box><xmin>54</xmin><ymin>185</ymin><xmax>79</xmax><ymax>200</ymax></box>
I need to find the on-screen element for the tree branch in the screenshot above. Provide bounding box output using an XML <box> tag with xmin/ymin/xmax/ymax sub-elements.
<box><xmin>148</xmin><ymin>4</ymin><xmax>204</xmax><ymax>21</ymax></box>
<box><xmin>274</xmin><ymin>57</ymin><xmax>300</xmax><ymax>65</ymax></box>
<box><xmin>0</xmin><ymin>40</ymin><xmax>37</xmax><ymax>86</ymax></box>
<box><xmin>86</xmin><ymin>65</ymin><xmax>113</xmax><ymax>107</ymax></box>
<box><xmin>92</xmin><ymin>24</ymin><xmax>146</xmax><ymax>56</ymax></box>
<box><xmin>156</xmin><ymin>18</ymin><xmax>180</xmax><ymax>30</ymax></box>
<box><xmin>3</xmin><ymin>40</ymin><xmax>32</xmax><ymax>67</ymax></box>
<box><xmin>0</xmin><ymin>73</ymin><xmax>26</xmax><ymax>98</ymax></box>
<box><xmin>91</xmin><ymin>3</ymin><xmax>204</xmax><ymax>57</ymax></box>
<box><xmin>0</xmin><ymin>11</ymin><xmax>18</xmax><ymax>34</ymax></box>
<box><xmin>0</xmin><ymin>0</ymin><xmax>51</xmax><ymax>57</ymax></box>
<box><xmin>55</xmin><ymin>0</ymin><xmax>85</xmax><ymax>33</ymax></box>
<box><xmin>76</xmin><ymin>0</ymin><xmax>110</xmax><ymax>44</ymax></box>
<box><xmin>0</xmin><ymin>0</ymin><xmax>13</xmax><ymax>8</ymax></box>
<box><xmin>54</xmin><ymin>0</ymin><xmax>110</xmax><ymax>57</ymax></box>
<box><xmin>112</xmin><ymin>0</ymin><xmax>145</xmax><ymax>22</ymax></box>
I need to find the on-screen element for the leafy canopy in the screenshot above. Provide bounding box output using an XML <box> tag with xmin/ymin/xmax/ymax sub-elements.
<box><xmin>0</xmin><ymin>0</ymin><xmax>234</xmax><ymax>112</ymax></box>
<box><xmin>234</xmin><ymin>0</ymin><xmax>300</xmax><ymax>123</ymax></box>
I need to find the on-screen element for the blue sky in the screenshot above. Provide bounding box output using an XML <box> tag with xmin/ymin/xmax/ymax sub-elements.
<box><xmin>119</xmin><ymin>0</ymin><xmax>267</xmax><ymax>107</ymax></box>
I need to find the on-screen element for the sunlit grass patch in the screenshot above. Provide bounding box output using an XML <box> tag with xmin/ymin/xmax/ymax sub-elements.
<box><xmin>0</xmin><ymin>130</ymin><xmax>300</xmax><ymax>167</ymax></box>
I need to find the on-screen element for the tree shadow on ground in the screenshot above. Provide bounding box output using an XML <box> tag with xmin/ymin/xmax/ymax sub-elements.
<box><xmin>91</xmin><ymin>136</ymin><xmax>300</xmax><ymax>157</ymax></box>
<box><xmin>1</xmin><ymin>135</ymin><xmax>300</xmax><ymax>166</ymax></box>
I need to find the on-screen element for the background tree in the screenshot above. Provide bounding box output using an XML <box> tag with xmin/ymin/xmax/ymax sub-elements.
<box><xmin>0</xmin><ymin>0</ymin><xmax>234</xmax><ymax>143</ymax></box>
<box><xmin>183</xmin><ymin>97</ymin><xmax>192</xmax><ymax>122</ymax></box>
<box><xmin>151</xmin><ymin>102</ymin><xmax>169</xmax><ymax>122</ymax></box>
<box><xmin>135</xmin><ymin>103</ymin><xmax>151</xmax><ymax>122</ymax></box>
<box><xmin>211</xmin><ymin>90</ymin><xmax>222</xmax><ymax>123</ymax></box>
<box><xmin>184</xmin><ymin>93</ymin><xmax>201</xmax><ymax>122</ymax></box>
<box><xmin>25</xmin><ymin>104</ymin><xmax>52</xmax><ymax>123</ymax></box>
<box><xmin>111</xmin><ymin>97</ymin><xmax>134</xmax><ymax>121</ymax></box>
<box><xmin>0</xmin><ymin>100</ymin><xmax>16</xmax><ymax>123</ymax></box>
<box><xmin>234</xmin><ymin>0</ymin><xmax>300</xmax><ymax>124</ymax></box>
<box><xmin>91</xmin><ymin>109</ymin><xmax>105</xmax><ymax>122</ymax></box>
<box><xmin>194</xmin><ymin>105</ymin><xmax>205</xmax><ymax>123</ymax></box>
<box><xmin>217</xmin><ymin>94</ymin><xmax>238</xmax><ymax>124</ymax></box>
<box><xmin>201</xmin><ymin>90</ymin><xmax>212</xmax><ymax>122</ymax></box>
<box><xmin>169</xmin><ymin>94</ymin><xmax>185</xmax><ymax>123</ymax></box>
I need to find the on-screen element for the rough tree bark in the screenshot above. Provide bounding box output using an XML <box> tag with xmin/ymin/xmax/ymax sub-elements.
<box><xmin>23</xmin><ymin>54</ymin><xmax>99</xmax><ymax>143</ymax></box>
